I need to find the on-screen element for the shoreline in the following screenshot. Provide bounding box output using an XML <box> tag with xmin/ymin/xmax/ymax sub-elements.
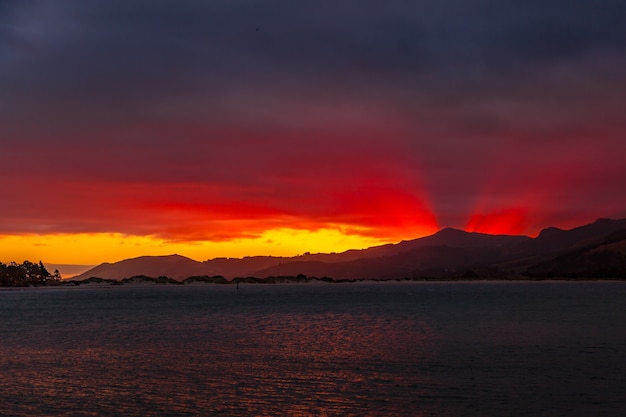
<box><xmin>2</xmin><ymin>277</ymin><xmax>626</xmax><ymax>290</ymax></box>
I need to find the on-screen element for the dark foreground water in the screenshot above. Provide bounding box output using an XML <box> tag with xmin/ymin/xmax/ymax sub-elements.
<box><xmin>1</xmin><ymin>282</ymin><xmax>626</xmax><ymax>416</ymax></box>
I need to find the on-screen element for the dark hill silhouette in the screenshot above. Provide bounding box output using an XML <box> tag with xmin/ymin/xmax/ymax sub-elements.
<box><xmin>255</xmin><ymin>230</ymin><xmax>531</xmax><ymax>279</ymax></box>
<box><xmin>498</xmin><ymin>218</ymin><xmax>626</xmax><ymax>272</ymax></box>
<box><xmin>525</xmin><ymin>228</ymin><xmax>626</xmax><ymax>278</ymax></box>
<box><xmin>401</xmin><ymin>227</ymin><xmax>531</xmax><ymax>249</ymax></box>
<box><xmin>74</xmin><ymin>254</ymin><xmax>205</xmax><ymax>281</ymax></box>
<box><xmin>294</xmin><ymin>228</ymin><xmax>530</xmax><ymax>263</ymax></box>
<box><xmin>74</xmin><ymin>218</ymin><xmax>626</xmax><ymax>281</ymax></box>
<box><xmin>525</xmin><ymin>218</ymin><xmax>626</xmax><ymax>255</ymax></box>
<box><xmin>199</xmin><ymin>256</ymin><xmax>289</xmax><ymax>278</ymax></box>
<box><xmin>74</xmin><ymin>254</ymin><xmax>293</xmax><ymax>281</ymax></box>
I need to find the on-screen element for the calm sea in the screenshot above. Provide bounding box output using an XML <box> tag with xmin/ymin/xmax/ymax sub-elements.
<box><xmin>1</xmin><ymin>282</ymin><xmax>625</xmax><ymax>416</ymax></box>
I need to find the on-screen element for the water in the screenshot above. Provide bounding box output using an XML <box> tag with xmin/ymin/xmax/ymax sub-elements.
<box><xmin>1</xmin><ymin>282</ymin><xmax>626</xmax><ymax>416</ymax></box>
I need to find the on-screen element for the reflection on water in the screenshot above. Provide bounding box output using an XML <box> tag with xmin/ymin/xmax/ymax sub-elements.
<box><xmin>1</xmin><ymin>282</ymin><xmax>626</xmax><ymax>416</ymax></box>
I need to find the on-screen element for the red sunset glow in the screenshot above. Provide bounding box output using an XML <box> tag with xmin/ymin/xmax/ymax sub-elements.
<box><xmin>1</xmin><ymin>1</ymin><xmax>625</xmax><ymax>267</ymax></box>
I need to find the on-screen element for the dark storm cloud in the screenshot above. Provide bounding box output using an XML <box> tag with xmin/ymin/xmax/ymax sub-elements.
<box><xmin>2</xmin><ymin>0</ymin><xmax>624</xmax><ymax>121</ymax></box>
<box><xmin>3</xmin><ymin>4</ymin><xmax>622</xmax><ymax>99</ymax></box>
<box><xmin>1</xmin><ymin>0</ymin><xmax>431</xmax><ymax>108</ymax></box>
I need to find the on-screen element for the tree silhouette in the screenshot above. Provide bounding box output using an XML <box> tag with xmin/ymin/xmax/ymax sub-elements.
<box><xmin>0</xmin><ymin>260</ymin><xmax>60</xmax><ymax>287</ymax></box>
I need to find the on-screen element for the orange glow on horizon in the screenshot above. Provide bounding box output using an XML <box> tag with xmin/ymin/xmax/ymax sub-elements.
<box><xmin>0</xmin><ymin>226</ymin><xmax>428</xmax><ymax>267</ymax></box>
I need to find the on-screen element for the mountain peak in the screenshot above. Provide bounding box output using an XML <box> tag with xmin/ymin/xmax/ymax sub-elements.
<box><xmin>123</xmin><ymin>254</ymin><xmax>196</xmax><ymax>262</ymax></box>
<box><xmin>538</xmin><ymin>226</ymin><xmax>565</xmax><ymax>238</ymax></box>
<box><xmin>432</xmin><ymin>227</ymin><xmax>471</xmax><ymax>238</ymax></box>
<box><xmin>436</xmin><ymin>227</ymin><xmax>467</xmax><ymax>234</ymax></box>
<box><xmin>593</xmin><ymin>218</ymin><xmax>618</xmax><ymax>225</ymax></box>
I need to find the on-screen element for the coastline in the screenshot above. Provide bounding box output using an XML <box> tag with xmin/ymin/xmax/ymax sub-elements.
<box><xmin>3</xmin><ymin>276</ymin><xmax>625</xmax><ymax>291</ymax></box>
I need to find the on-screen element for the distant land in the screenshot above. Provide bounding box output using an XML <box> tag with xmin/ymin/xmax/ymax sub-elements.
<box><xmin>67</xmin><ymin>218</ymin><xmax>626</xmax><ymax>284</ymax></box>
<box><xmin>44</xmin><ymin>263</ymin><xmax>96</xmax><ymax>278</ymax></box>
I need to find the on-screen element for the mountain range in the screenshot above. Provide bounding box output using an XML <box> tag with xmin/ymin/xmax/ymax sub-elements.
<box><xmin>74</xmin><ymin>218</ymin><xmax>626</xmax><ymax>282</ymax></box>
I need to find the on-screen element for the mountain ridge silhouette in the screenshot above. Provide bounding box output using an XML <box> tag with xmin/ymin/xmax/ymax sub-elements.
<box><xmin>74</xmin><ymin>218</ymin><xmax>626</xmax><ymax>281</ymax></box>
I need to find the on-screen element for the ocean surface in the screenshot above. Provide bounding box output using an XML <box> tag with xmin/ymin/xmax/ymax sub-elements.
<box><xmin>1</xmin><ymin>281</ymin><xmax>626</xmax><ymax>416</ymax></box>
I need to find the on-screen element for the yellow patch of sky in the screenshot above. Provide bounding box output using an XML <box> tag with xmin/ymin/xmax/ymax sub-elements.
<box><xmin>0</xmin><ymin>227</ymin><xmax>392</xmax><ymax>265</ymax></box>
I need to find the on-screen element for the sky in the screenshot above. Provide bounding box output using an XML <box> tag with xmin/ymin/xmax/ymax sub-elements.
<box><xmin>1</xmin><ymin>0</ymin><xmax>626</xmax><ymax>267</ymax></box>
